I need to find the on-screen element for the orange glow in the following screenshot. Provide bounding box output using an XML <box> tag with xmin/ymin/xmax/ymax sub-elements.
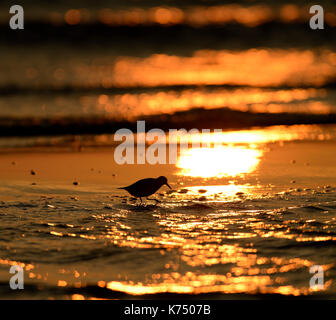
<box><xmin>95</xmin><ymin>87</ymin><xmax>330</xmax><ymax>120</ymax></box>
<box><xmin>177</xmin><ymin>146</ymin><xmax>262</xmax><ymax>178</ymax></box>
<box><xmin>180</xmin><ymin>184</ymin><xmax>255</xmax><ymax>200</ymax></box>
<box><xmin>280</xmin><ymin>5</ymin><xmax>300</xmax><ymax>22</ymax></box>
<box><xmin>152</xmin><ymin>7</ymin><xmax>181</xmax><ymax>25</ymax></box>
<box><xmin>326</xmin><ymin>12</ymin><xmax>336</xmax><ymax>27</ymax></box>
<box><xmin>64</xmin><ymin>9</ymin><xmax>81</xmax><ymax>25</ymax></box>
<box><xmin>57</xmin><ymin>280</ymin><xmax>67</xmax><ymax>287</ymax></box>
<box><xmin>49</xmin><ymin>4</ymin><xmax>336</xmax><ymax>28</ymax></box>
<box><xmin>99</xmin><ymin>49</ymin><xmax>336</xmax><ymax>89</ymax></box>
<box><xmin>105</xmin><ymin>267</ymin><xmax>318</xmax><ymax>296</ymax></box>
<box><xmin>169</xmin><ymin>125</ymin><xmax>333</xmax><ymax>146</ymax></box>
<box><xmin>93</xmin><ymin>4</ymin><xmax>303</xmax><ymax>27</ymax></box>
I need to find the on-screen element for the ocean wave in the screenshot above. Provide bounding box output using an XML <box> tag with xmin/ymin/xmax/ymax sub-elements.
<box><xmin>0</xmin><ymin>108</ymin><xmax>335</xmax><ymax>138</ymax></box>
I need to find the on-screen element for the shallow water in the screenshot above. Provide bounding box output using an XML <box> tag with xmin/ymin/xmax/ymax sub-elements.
<box><xmin>0</xmin><ymin>183</ymin><xmax>335</xmax><ymax>299</ymax></box>
<box><xmin>0</xmin><ymin>125</ymin><xmax>335</xmax><ymax>299</ymax></box>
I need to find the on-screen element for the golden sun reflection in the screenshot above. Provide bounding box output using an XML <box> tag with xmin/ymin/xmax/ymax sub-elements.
<box><xmin>108</xmin><ymin>49</ymin><xmax>336</xmax><ymax>88</ymax></box>
<box><xmin>96</xmin><ymin>88</ymin><xmax>329</xmax><ymax>120</ymax></box>
<box><xmin>105</xmin><ymin>268</ymin><xmax>332</xmax><ymax>296</ymax></box>
<box><xmin>177</xmin><ymin>146</ymin><xmax>262</xmax><ymax>178</ymax></box>
<box><xmin>185</xmin><ymin>184</ymin><xmax>254</xmax><ymax>199</ymax></box>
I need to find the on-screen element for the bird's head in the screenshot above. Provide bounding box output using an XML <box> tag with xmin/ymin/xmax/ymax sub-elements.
<box><xmin>157</xmin><ymin>176</ymin><xmax>171</xmax><ymax>189</ymax></box>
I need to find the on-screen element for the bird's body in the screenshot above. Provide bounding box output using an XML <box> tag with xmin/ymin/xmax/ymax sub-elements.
<box><xmin>118</xmin><ymin>176</ymin><xmax>171</xmax><ymax>202</ymax></box>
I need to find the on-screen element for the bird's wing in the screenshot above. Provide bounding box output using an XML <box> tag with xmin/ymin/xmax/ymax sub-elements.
<box><xmin>131</xmin><ymin>178</ymin><xmax>156</xmax><ymax>188</ymax></box>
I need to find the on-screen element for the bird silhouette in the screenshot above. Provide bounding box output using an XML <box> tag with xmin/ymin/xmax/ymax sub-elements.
<box><xmin>118</xmin><ymin>176</ymin><xmax>171</xmax><ymax>204</ymax></box>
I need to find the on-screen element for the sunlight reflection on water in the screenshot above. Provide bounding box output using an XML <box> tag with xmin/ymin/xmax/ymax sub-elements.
<box><xmin>177</xmin><ymin>146</ymin><xmax>262</xmax><ymax>178</ymax></box>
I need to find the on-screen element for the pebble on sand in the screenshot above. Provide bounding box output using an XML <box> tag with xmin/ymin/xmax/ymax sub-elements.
<box><xmin>178</xmin><ymin>189</ymin><xmax>188</xmax><ymax>194</ymax></box>
<box><xmin>198</xmin><ymin>189</ymin><xmax>207</xmax><ymax>194</ymax></box>
<box><xmin>30</xmin><ymin>170</ymin><xmax>36</xmax><ymax>175</ymax></box>
<box><xmin>73</xmin><ymin>181</ymin><xmax>80</xmax><ymax>186</ymax></box>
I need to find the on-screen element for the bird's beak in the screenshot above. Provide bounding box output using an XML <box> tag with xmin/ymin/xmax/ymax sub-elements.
<box><xmin>166</xmin><ymin>183</ymin><xmax>172</xmax><ymax>189</ymax></box>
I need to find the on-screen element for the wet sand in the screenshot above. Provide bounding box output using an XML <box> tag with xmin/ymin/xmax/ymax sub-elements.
<box><xmin>0</xmin><ymin>127</ymin><xmax>335</xmax><ymax>199</ymax></box>
<box><xmin>0</xmin><ymin>124</ymin><xmax>335</xmax><ymax>299</ymax></box>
